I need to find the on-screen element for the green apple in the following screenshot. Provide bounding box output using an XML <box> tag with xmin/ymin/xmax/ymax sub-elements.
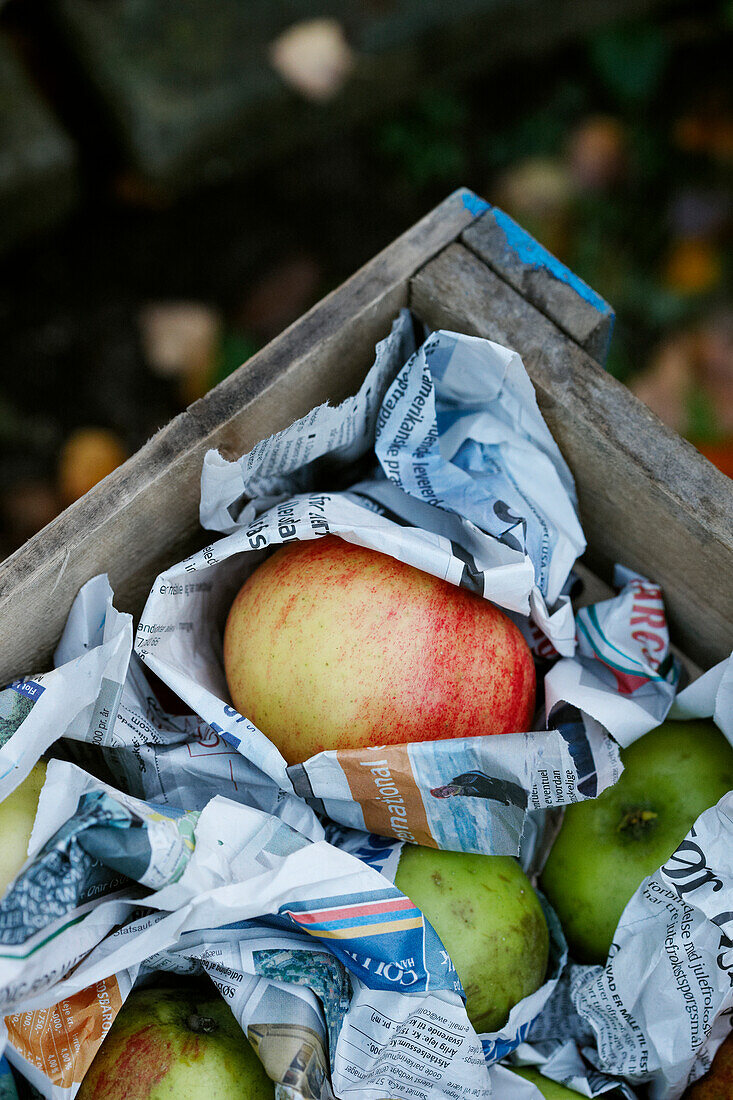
<box><xmin>77</xmin><ymin>985</ymin><xmax>272</xmax><ymax>1099</ymax></box>
<box><xmin>684</xmin><ymin>1031</ymin><xmax>733</xmax><ymax>1097</ymax></box>
<box><xmin>511</xmin><ymin>1066</ymin><xmax>583</xmax><ymax>1098</ymax></box>
<box><xmin>541</xmin><ymin>720</ymin><xmax>733</xmax><ymax>964</ymax></box>
<box><xmin>224</xmin><ymin>536</ymin><xmax>536</xmax><ymax>765</ymax></box>
<box><xmin>0</xmin><ymin>760</ymin><xmax>47</xmax><ymax>898</ymax></box>
<box><xmin>394</xmin><ymin>845</ymin><xmax>549</xmax><ymax>1033</ymax></box>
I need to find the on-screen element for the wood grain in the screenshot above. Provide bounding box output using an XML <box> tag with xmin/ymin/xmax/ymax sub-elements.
<box><xmin>462</xmin><ymin>208</ymin><xmax>614</xmax><ymax>363</ymax></box>
<box><xmin>0</xmin><ymin>189</ymin><xmax>482</xmax><ymax>683</ymax></box>
<box><xmin>410</xmin><ymin>243</ymin><xmax>733</xmax><ymax>670</ymax></box>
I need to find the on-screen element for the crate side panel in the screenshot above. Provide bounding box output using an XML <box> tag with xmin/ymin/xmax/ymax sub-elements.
<box><xmin>411</xmin><ymin>243</ymin><xmax>733</xmax><ymax>669</ymax></box>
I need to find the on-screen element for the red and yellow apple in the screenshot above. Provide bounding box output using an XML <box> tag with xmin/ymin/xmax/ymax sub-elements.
<box><xmin>77</xmin><ymin>984</ymin><xmax>272</xmax><ymax>1100</ymax></box>
<box><xmin>224</xmin><ymin>536</ymin><xmax>536</xmax><ymax>765</ymax></box>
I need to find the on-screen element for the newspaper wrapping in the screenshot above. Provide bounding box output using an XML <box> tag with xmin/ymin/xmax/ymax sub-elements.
<box><xmin>0</xmin><ymin>315</ymin><xmax>731</xmax><ymax>1099</ymax></box>
<box><xmin>0</xmin><ymin>761</ymin><xmax>202</xmax><ymax>1018</ymax></box>
<box><xmin>502</xmin><ymin>790</ymin><xmax>733</xmax><ymax>1100</ymax></box>
<box><xmin>0</xmin><ymin>576</ymin><xmax>132</xmax><ymax>803</ymax></box>
<box><xmin>67</xmin><ymin>646</ymin><xmax>324</xmax><ymax>842</ymax></box>
<box><xmin>510</xmin><ymin>591</ymin><xmax>733</xmax><ymax>1099</ymax></box>
<box><xmin>510</xmin><ymin>791</ymin><xmax>733</xmax><ymax>1099</ymax></box>
<box><xmin>505</xmin><ymin>963</ymin><xmax>638</xmax><ymax>1099</ymax></box>
<box><xmin>135</xmin><ymin>314</ymin><xmax>624</xmax><ymax>857</ymax></box>
<box><xmin>1</xmin><ymin>761</ymin><xmax>568</xmax><ymax>1100</ymax></box>
<box><xmin>571</xmin><ymin>792</ymin><xmax>733</xmax><ymax>1098</ymax></box>
<box><xmin>543</xmin><ymin>565</ymin><xmax>683</xmax><ymax>749</ymax></box>
<box><xmin>670</xmin><ymin>652</ymin><xmax>733</xmax><ymax>741</ymax></box>
<box><xmin>128</xmin><ymin>315</ymin><xmax>732</xmax><ymax>1097</ymax></box>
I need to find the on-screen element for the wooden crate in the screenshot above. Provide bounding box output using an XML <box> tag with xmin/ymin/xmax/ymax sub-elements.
<box><xmin>0</xmin><ymin>188</ymin><xmax>731</xmax><ymax>685</ymax></box>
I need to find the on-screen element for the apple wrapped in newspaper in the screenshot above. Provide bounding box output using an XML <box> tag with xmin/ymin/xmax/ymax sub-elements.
<box><xmin>224</xmin><ymin>536</ymin><xmax>536</xmax><ymax>764</ymax></box>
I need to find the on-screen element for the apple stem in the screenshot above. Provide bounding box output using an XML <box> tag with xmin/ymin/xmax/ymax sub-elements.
<box><xmin>617</xmin><ymin>807</ymin><xmax>658</xmax><ymax>839</ymax></box>
<box><xmin>187</xmin><ymin>1013</ymin><xmax>218</xmax><ymax>1034</ymax></box>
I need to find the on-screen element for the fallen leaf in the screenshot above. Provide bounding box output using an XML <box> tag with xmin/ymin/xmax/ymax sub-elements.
<box><xmin>57</xmin><ymin>428</ymin><xmax>128</xmax><ymax>506</ymax></box>
<box><xmin>270</xmin><ymin>19</ymin><xmax>354</xmax><ymax>102</ymax></box>
<box><xmin>697</xmin><ymin>311</ymin><xmax>733</xmax><ymax>433</ymax></box>
<box><xmin>139</xmin><ymin>302</ymin><xmax>221</xmax><ymax>379</ymax></box>
<box><xmin>663</xmin><ymin>238</ymin><xmax>722</xmax><ymax>295</ymax></box>
<box><xmin>494</xmin><ymin>157</ymin><xmax>573</xmax><ymax>257</ymax></box>
<box><xmin>567</xmin><ymin>116</ymin><xmax>627</xmax><ymax>190</ymax></box>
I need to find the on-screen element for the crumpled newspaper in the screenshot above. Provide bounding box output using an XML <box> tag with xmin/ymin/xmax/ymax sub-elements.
<box><xmin>0</xmin><ymin>576</ymin><xmax>131</xmax><ymax>802</ymax></box>
<box><xmin>200</xmin><ymin>312</ymin><xmax>583</xmax><ymax>644</ymax></box>
<box><xmin>670</xmin><ymin>652</ymin><xmax>733</xmax><ymax>741</ymax></box>
<box><xmin>70</xmin><ymin>645</ymin><xmax>323</xmax><ymax>841</ymax></box>
<box><xmin>1</xmin><ymin>761</ymin><xmax>567</xmax><ymax>1100</ymax></box>
<box><xmin>505</xmin><ymin>790</ymin><xmax>733</xmax><ymax>1100</ymax></box>
<box><xmin>572</xmin><ymin>791</ymin><xmax>733</xmax><ymax>1099</ymax></box>
<box><xmin>2</xmin><ymin>313</ymin><xmax>732</xmax><ymax>1100</ymax></box>
<box><xmin>127</xmin><ymin>312</ymin><xmax>733</xmax><ymax>1098</ymax></box>
<box><xmin>136</xmin><ymin>313</ymin><xmax>622</xmax><ymax>858</ymax></box>
<box><xmin>0</xmin><ymin>569</ymin><xmax>319</xmax><ymax>843</ymax></box>
<box><xmin>544</xmin><ymin>565</ymin><xmax>683</xmax><ymax>749</ymax></box>
<box><xmin>0</xmin><ymin>761</ymin><xmax>201</xmax><ymax>1018</ymax></box>
<box><xmin>506</xmin><ymin>963</ymin><xmax>638</xmax><ymax>1099</ymax></box>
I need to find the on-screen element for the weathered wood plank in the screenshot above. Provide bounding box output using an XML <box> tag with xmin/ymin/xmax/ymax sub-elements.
<box><xmin>0</xmin><ymin>189</ymin><xmax>482</xmax><ymax>684</ymax></box>
<box><xmin>410</xmin><ymin>242</ymin><xmax>733</xmax><ymax>670</ymax></box>
<box><xmin>462</xmin><ymin>208</ymin><xmax>614</xmax><ymax>363</ymax></box>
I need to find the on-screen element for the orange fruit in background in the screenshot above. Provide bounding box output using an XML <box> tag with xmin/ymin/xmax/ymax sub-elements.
<box><xmin>58</xmin><ymin>428</ymin><xmax>128</xmax><ymax>506</ymax></box>
<box><xmin>663</xmin><ymin>238</ymin><xmax>722</xmax><ymax>295</ymax></box>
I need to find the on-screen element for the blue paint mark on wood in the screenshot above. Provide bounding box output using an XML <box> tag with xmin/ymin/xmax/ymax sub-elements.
<box><xmin>460</xmin><ymin>190</ymin><xmax>491</xmax><ymax>218</ymax></box>
<box><xmin>491</xmin><ymin>207</ymin><xmax>612</xmax><ymax>318</ymax></box>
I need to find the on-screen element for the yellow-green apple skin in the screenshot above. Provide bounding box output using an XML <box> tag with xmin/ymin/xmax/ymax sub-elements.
<box><xmin>541</xmin><ymin>720</ymin><xmax>733</xmax><ymax>964</ymax></box>
<box><xmin>511</xmin><ymin>1066</ymin><xmax>584</xmax><ymax>1097</ymax></box>
<box><xmin>77</xmin><ymin>986</ymin><xmax>272</xmax><ymax>1100</ymax></box>
<box><xmin>394</xmin><ymin>846</ymin><xmax>549</xmax><ymax>1033</ymax></box>
<box><xmin>684</xmin><ymin>1031</ymin><xmax>733</xmax><ymax>1098</ymax></box>
<box><xmin>0</xmin><ymin>759</ymin><xmax>47</xmax><ymax>898</ymax></box>
<box><xmin>223</xmin><ymin>536</ymin><xmax>536</xmax><ymax>765</ymax></box>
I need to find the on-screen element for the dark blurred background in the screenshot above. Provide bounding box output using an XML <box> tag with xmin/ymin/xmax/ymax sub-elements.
<box><xmin>0</xmin><ymin>0</ymin><xmax>730</xmax><ymax>559</ymax></box>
